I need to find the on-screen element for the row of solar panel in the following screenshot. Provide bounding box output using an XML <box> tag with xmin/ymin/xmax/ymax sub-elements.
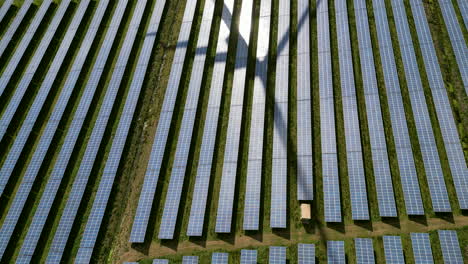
<box><xmin>129</xmin><ymin>0</ymin><xmax>200</xmax><ymax>243</ymax></box>
<box><xmin>125</xmin><ymin>230</ymin><xmax>464</xmax><ymax>263</ymax></box>
<box><xmin>124</xmin><ymin>244</ymin><xmax>313</xmax><ymax>264</ymax></box>
<box><xmin>0</xmin><ymin>0</ymin><xmax>168</xmax><ymax>262</ymax></box>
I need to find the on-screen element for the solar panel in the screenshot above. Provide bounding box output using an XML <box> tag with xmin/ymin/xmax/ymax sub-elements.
<box><xmin>0</xmin><ymin>0</ymin><xmax>14</xmax><ymax>23</ymax></box>
<box><xmin>130</xmin><ymin>0</ymin><xmax>198</xmax><ymax>243</ymax></box>
<box><xmin>269</xmin><ymin>246</ymin><xmax>286</xmax><ymax>264</ymax></box>
<box><xmin>383</xmin><ymin>236</ymin><xmax>405</xmax><ymax>264</ymax></box>
<box><xmin>187</xmin><ymin>0</ymin><xmax>235</xmax><ymax>237</ymax></box>
<box><xmin>212</xmin><ymin>252</ymin><xmax>229</xmax><ymax>263</ymax></box>
<box><xmin>327</xmin><ymin>241</ymin><xmax>345</xmax><ymax>264</ymax></box>
<box><xmin>411</xmin><ymin>233</ymin><xmax>434</xmax><ymax>264</ymax></box>
<box><xmin>438</xmin><ymin>0</ymin><xmax>468</xmax><ymax>94</ymax></box>
<box><xmin>408</xmin><ymin>0</ymin><xmax>468</xmax><ymax>210</ymax></box>
<box><xmin>457</xmin><ymin>0</ymin><xmax>468</xmax><ymax>28</ymax></box>
<box><xmin>74</xmin><ymin>0</ymin><xmax>165</xmax><ymax>260</ymax></box>
<box><xmin>355</xmin><ymin>238</ymin><xmax>375</xmax><ymax>264</ymax></box>
<box><xmin>296</xmin><ymin>98</ymin><xmax>313</xmax><ymax>201</ymax></box>
<box><xmin>0</xmin><ymin>1</ymin><xmax>119</xmax><ymax>261</ymax></box>
<box><xmin>8</xmin><ymin>1</ymin><xmax>95</xmax><ymax>258</ymax></box>
<box><xmin>183</xmin><ymin>256</ymin><xmax>199</xmax><ymax>264</ymax></box>
<box><xmin>391</xmin><ymin>0</ymin><xmax>451</xmax><ymax>213</ymax></box>
<box><xmin>0</xmin><ymin>0</ymin><xmax>56</xmax><ymax>93</ymax></box>
<box><xmin>271</xmin><ymin>3</ymin><xmax>289</xmax><ymax>225</ymax></box>
<box><xmin>0</xmin><ymin>0</ymin><xmax>33</xmax><ymax>69</ymax></box>
<box><xmin>153</xmin><ymin>260</ymin><xmax>169</xmax><ymax>264</ymax></box>
<box><xmin>215</xmin><ymin>0</ymin><xmax>254</xmax><ymax>233</ymax></box>
<box><xmin>0</xmin><ymin>0</ymin><xmax>78</xmax><ymax>141</ymax></box>
<box><xmin>240</xmin><ymin>250</ymin><xmax>257</xmax><ymax>264</ymax></box>
<box><xmin>318</xmin><ymin>0</ymin><xmax>341</xmax><ymax>222</ymax></box>
<box><xmin>243</xmin><ymin>0</ymin><xmax>271</xmax><ymax>231</ymax></box>
<box><xmin>438</xmin><ymin>230</ymin><xmax>463</xmax><ymax>264</ymax></box>
<box><xmin>158</xmin><ymin>0</ymin><xmax>216</xmax><ymax>240</ymax></box>
<box><xmin>372</xmin><ymin>0</ymin><xmax>424</xmax><ymax>216</ymax></box>
<box><xmin>298</xmin><ymin>243</ymin><xmax>315</xmax><ymax>264</ymax></box>
<box><xmin>335</xmin><ymin>0</ymin><xmax>370</xmax><ymax>219</ymax></box>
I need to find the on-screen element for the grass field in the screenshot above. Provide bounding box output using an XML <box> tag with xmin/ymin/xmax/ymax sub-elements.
<box><xmin>0</xmin><ymin>0</ymin><xmax>466</xmax><ymax>262</ymax></box>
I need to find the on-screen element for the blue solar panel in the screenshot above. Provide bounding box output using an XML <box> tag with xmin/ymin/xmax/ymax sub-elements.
<box><xmin>269</xmin><ymin>246</ymin><xmax>286</xmax><ymax>264</ymax></box>
<box><xmin>298</xmin><ymin>243</ymin><xmax>315</xmax><ymax>264</ymax></box>
<box><xmin>0</xmin><ymin>0</ymin><xmax>14</xmax><ymax>23</ymax></box>
<box><xmin>187</xmin><ymin>0</ymin><xmax>235</xmax><ymax>237</ymax></box>
<box><xmin>336</xmin><ymin>0</ymin><xmax>370</xmax><ymax>220</ymax></box>
<box><xmin>158</xmin><ymin>0</ymin><xmax>216</xmax><ymax>239</ymax></box>
<box><xmin>212</xmin><ymin>252</ymin><xmax>229</xmax><ymax>264</ymax></box>
<box><xmin>457</xmin><ymin>0</ymin><xmax>468</xmax><ymax>28</ymax></box>
<box><xmin>215</xmin><ymin>0</ymin><xmax>253</xmax><ymax>233</ymax></box>
<box><xmin>355</xmin><ymin>238</ymin><xmax>375</xmax><ymax>264</ymax></box>
<box><xmin>130</xmin><ymin>0</ymin><xmax>197</xmax><ymax>243</ymax></box>
<box><xmin>372</xmin><ymin>0</ymin><xmax>424</xmax><ymax>216</ymax></box>
<box><xmin>0</xmin><ymin>0</ymin><xmax>56</xmax><ymax>93</ymax></box>
<box><xmin>411</xmin><ymin>233</ymin><xmax>434</xmax><ymax>264</ymax></box>
<box><xmin>153</xmin><ymin>260</ymin><xmax>169</xmax><ymax>264</ymax></box>
<box><xmin>438</xmin><ymin>230</ymin><xmax>463</xmax><ymax>264</ymax></box>
<box><xmin>391</xmin><ymin>0</ymin><xmax>451</xmax><ymax>213</ymax></box>
<box><xmin>327</xmin><ymin>241</ymin><xmax>345</xmax><ymax>264</ymax></box>
<box><xmin>296</xmin><ymin>23</ymin><xmax>313</xmax><ymax>202</ymax></box>
<box><xmin>318</xmin><ymin>0</ymin><xmax>341</xmax><ymax>222</ymax></box>
<box><xmin>74</xmin><ymin>0</ymin><xmax>164</xmax><ymax>260</ymax></box>
<box><xmin>383</xmin><ymin>236</ymin><xmax>405</xmax><ymax>264</ymax></box>
<box><xmin>271</xmin><ymin>3</ymin><xmax>289</xmax><ymax>226</ymax></box>
<box><xmin>183</xmin><ymin>256</ymin><xmax>199</xmax><ymax>264</ymax></box>
<box><xmin>438</xmin><ymin>0</ymin><xmax>468</xmax><ymax>95</ymax></box>
<box><xmin>408</xmin><ymin>0</ymin><xmax>468</xmax><ymax>210</ymax></box>
<box><xmin>0</xmin><ymin>0</ymin><xmax>33</xmax><ymax>70</ymax></box>
<box><xmin>240</xmin><ymin>250</ymin><xmax>257</xmax><ymax>264</ymax></box>
<box><xmin>243</xmin><ymin>0</ymin><xmax>271</xmax><ymax>231</ymax></box>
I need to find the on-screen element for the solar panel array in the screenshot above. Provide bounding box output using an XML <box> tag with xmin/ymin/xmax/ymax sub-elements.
<box><xmin>438</xmin><ymin>0</ymin><xmax>468</xmax><ymax>95</ymax></box>
<box><xmin>391</xmin><ymin>0</ymin><xmax>451</xmax><ymax>213</ymax></box>
<box><xmin>243</xmin><ymin>0</ymin><xmax>271</xmax><ymax>231</ymax></box>
<box><xmin>409</xmin><ymin>0</ymin><xmax>468</xmax><ymax>210</ymax></box>
<box><xmin>0</xmin><ymin>0</ymin><xmax>14</xmax><ymax>23</ymax></box>
<box><xmin>383</xmin><ymin>236</ymin><xmax>405</xmax><ymax>264</ymax></box>
<box><xmin>215</xmin><ymin>0</ymin><xmax>254</xmax><ymax>233</ymax></box>
<box><xmin>153</xmin><ymin>260</ymin><xmax>169</xmax><ymax>264</ymax></box>
<box><xmin>411</xmin><ymin>233</ymin><xmax>434</xmax><ymax>264</ymax></box>
<box><xmin>211</xmin><ymin>252</ymin><xmax>229</xmax><ymax>264</ymax></box>
<box><xmin>0</xmin><ymin>0</ymin><xmax>55</xmax><ymax>92</ymax></box>
<box><xmin>158</xmin><ymin>0</ymin><xmax>216</xmax><ymax>240</ymax></box>
<box><xmin>187</xmin><ymin>0</ymin><xmax>235</xmax><ymax>237</ymax></box>
<box><xmin>0</xmin><ymin>0</ymin><xmax>91</xmax><ymax>143</ymax></box>
<box><xmin>438</xmin><ymin>230</ymin><xmax>464</xmax><ymax>264</ymax></box>
<box><xmin>298</xmin><ymin>243</ymin><xmax>315</xmax><ymax>264</ymax></box>
<box><xmin>372</xmin><ymin>0</ymin><xmax>424</xmax><ymax>215</ymax></box>
<box><xmin>318</xmin><ymin>0</ymin><xmax>341</xmax><ymax>223</ymax></box>
<box><xmin>353</xmin><ymin>0</ymin><xmax>397</xmax><ymax>217</ymax></box>
<box><xmin>0</xmin><ymin>2</ymin><xmax>100</xmax><ymax>262</ymax></box>
<box><xmin>458</xmin><ymin>0</ymin><xmax>468</xmax><ymax>28</ymax></box>
<box><xmin>327</xmin><ymin>241</ymin><xmax>345</xmax><ymax>264</ymax></box>
<box><xmin>0</xmin><ymin>0</ymin><xmax>76</xmax><ymax>142</ymax></box>
<box><xmin>355</xmin><ymin>238</ymin><xmax>375</xmax><ymax>264</ymax></box>
<box><xmin>296</xmin><ymin>0</ymin><xmax>313</xmax><ymax>202</ymax></box>
<box><xmin>269</xmin><ymin>246</ymin><xmax>286</xmax><ymax>264</ymax></box>
<box><xmin>130</xmin><ymin>0</ymin><xmax>199</xmax><ymax>243</ymax></box>
<box><xmin>0</xmin><ymin>0</ymin><xmax>33</xmax><ymax>68</ymax></box>
<box><xmin>183</xmin><ymin>256</ymin><xmax>199</xmax><ymax>264</ymax></box>
<box><xmin>335</xmin><ymin>0</ymin><xmax>369</xmax><ymax>220</ymax></box>
<box><xmin>74</xmin><ymin>1</ymin><xmax>162</xmax><ymax>261</ymax></box>
<box><xmin>15</xmin><ymin>1</ymin><xmax>107</xmax><ymax>262</ymax></box>
<box><xmin>240</xmin><ymin>250</ymin><xmax>257</xmax><ymax>264</ymax></box>
<box><xmin>271</xmin><ymin>0</ymin><xmax>290</xmax><ymax>229</ymax></box>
